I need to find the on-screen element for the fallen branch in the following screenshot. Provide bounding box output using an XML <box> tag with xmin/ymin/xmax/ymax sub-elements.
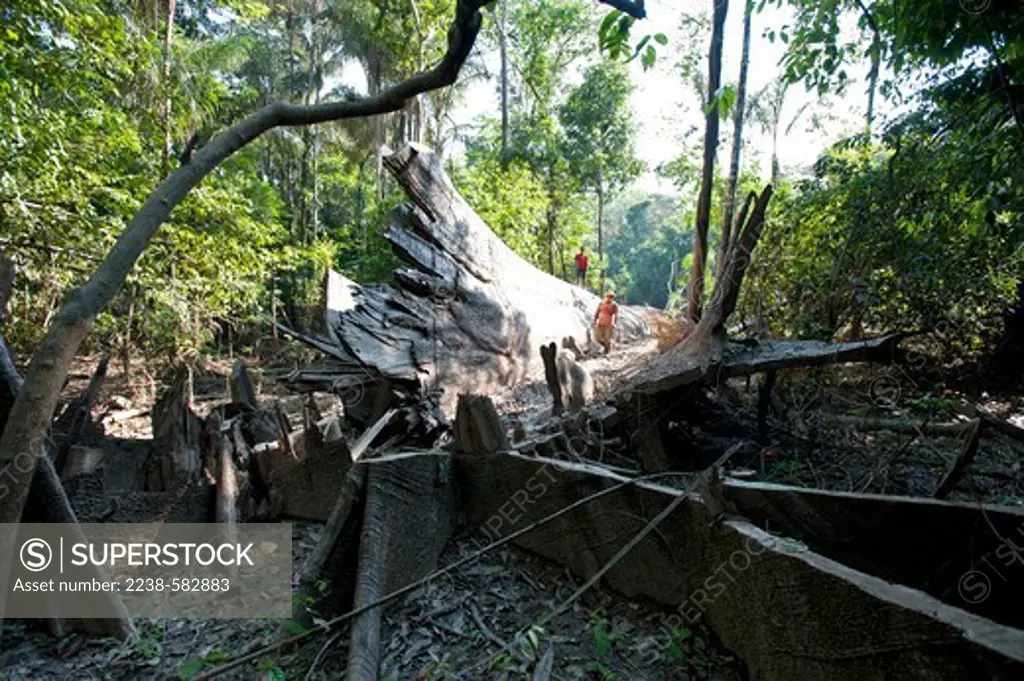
<box><xmin>933</xmin><ymin>419</ymin><xmax>983</xmax><ymax>499</ymax></box>
<box><xmin>953</xmin><ymin>403</ymin><xmax>1024</xmax><ymax>447</ymax></box>
<box><xmin>822</xmin><ymin>414</ymin><xmax>970</xmax><ymax>436</ymax></box>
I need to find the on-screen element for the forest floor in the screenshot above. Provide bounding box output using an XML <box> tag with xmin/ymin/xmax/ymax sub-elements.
<box><xmin>2</xmin><ymin>332</ymin><xmax>1022</xmax><ymax>680</ymax></box>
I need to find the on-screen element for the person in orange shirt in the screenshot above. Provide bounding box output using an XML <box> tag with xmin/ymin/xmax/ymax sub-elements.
<box><xmin>593</xmin><ymin>292</ymin><xmax>619</xmax><ymax>355</ymax></box>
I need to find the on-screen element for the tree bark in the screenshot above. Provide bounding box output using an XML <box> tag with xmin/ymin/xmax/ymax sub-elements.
<box><xmin>688</xmin><ymin>0</ymin><xmax>729</xmax><ymax>322</ymax></box>
<box><xmin>853</xmin><ymin>0</ymin><xmax>881</xmax><ymax>134</ymax></box>
<box><xmin>162</xmin><ymin>0</ymin><xmax>177</xmax><ymax>176</ymax></box>
<box><xmin>718</xmin><ymin>0</ymin><xmax>752</xmax><ymax>279</ymax></box>
<box><xmin>499</xmin><ymin>0</ymin><xmax>510</xmax><ymax>162</ymax></box>
<box><xmin>0</xmin><ymin>250</ymin><xmax>13</xmax><ymax>329</ymax></box>
<box><xmin>321</xmin><ymin>144</ymin><xmax>651</xmax><ymax>414</ymax></box>
<box><xmin>597</xmin><ymin>176</ymin><xmax>605</xmax><ymax>294</ymax></box>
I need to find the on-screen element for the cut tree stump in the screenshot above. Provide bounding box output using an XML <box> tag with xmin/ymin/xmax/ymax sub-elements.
<box><xmin>540</xmin><ymin>343</ymin><xmax>564</xmax><ymax>416</ymax></box>
<box><xmin>146</xmin><ymin>367</ymin><xmax>202</xmax><ymax>490</ymax></box>
<box><xmin>52</xmin><ymin>354</ymin><xmax>109</xmax><ymax>475</ymax></box>
<box><xmin>346</xmin><ymin>452</ymin><xmax>456</xmax><ymax>681</ymax></box>
<box><xmin>453</xmin><ymin>394</ymin><xmax>508</xmax><ymax>455</ymax></box>
<box><xmin>455</xmin><ymin>452</ymin><xmax>1024</xmax><ymax>680</ymax></box>
<box><xmin>314</xmin><ymin>143</ymin><xmax>653</xmax><ymax>414</ymax></box>
<box><xmin>229</xmin><ymin>359</ymin><xmax>258</xmax><ymax>411</ymax></box>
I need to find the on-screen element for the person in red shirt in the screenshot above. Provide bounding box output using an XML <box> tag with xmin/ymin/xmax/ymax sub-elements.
<box><xmin>574</xmin><ymin>247</ymin><xmax>588</xmax><ymax>288</ymax></box>
<box><xmin>593</xmin><ymin>292</ymin><xmax>619</xmax><ymax>355</ymax></box>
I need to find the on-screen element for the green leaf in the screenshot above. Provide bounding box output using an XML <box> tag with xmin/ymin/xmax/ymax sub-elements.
<box><xmin>654</xmin><ymin>32</ymin><xmax>668</xmax><ymax>45</ymax></box>
<box><xmin>642</xmin><ymin>44</ymin><xmax>656</xmax><ymax>70</ymax></box>
<box><xmin>178</xmin><ymin>660</ymin><xmax>206</xmax><ymax>680</ymax></box>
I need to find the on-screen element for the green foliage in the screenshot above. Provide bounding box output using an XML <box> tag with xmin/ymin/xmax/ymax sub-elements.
<box><xmin>456</xmin><ymin>156</ymin><xmax>549</xmax><ymax>268</ymax></box>
<box><xmin>744</xmin><ymin>112</ymin><xmax>1023</xmax><ymax>349</ymax></box>
<box><xmin>598</xmin><ymin>8</ymin><xmax>668</xmax><ymax>70</ymax></box>
<box><xmin>560</xmin><ymin>61</ymin><xmax>644</xmax><ymax>197</ymax></box>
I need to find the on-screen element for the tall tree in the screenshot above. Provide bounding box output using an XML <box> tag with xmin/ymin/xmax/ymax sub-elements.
<box><xmin>499</xmin><ymin>0</ymin><xmax>510</xmax><ymax>160</ymax></box>
<box><xmin>688</xmin><ymin>0</ymin><xmax>729</xmax><ymax>322</ymax></box>
<box><xmin>560</xmin><ymin>61</ymin><xmax>643</xmax><ymax>292</ymax></box>
<box><xmin>162</xmin><ymin>0</ymin><xmax>177</xmax><ymax>175</ymax></box>
<box><xmin>718</xmin><ymin>0</ymin><xmax>752</xmax><ymax>279</ymax></box>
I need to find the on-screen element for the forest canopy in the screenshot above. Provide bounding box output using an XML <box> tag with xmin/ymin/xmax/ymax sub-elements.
<box><xmin>0</xmin><ymin>0</ymin><xmax>1020</xmax><ymax>363</ymax></box>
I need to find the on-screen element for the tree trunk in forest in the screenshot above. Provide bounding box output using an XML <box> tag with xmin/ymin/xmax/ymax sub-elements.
<box><xmin>718</xmin><ymin>0</ymin><xmax>752</xmax><ymax>280</ymax></box>
<box><xmin>854</xmin><ymin>0</ymin><xmax>881</xmax><ymax>134</ymax></box>
<box><xmin>0</xmin><ymin>250</ymin><xmax>13</xmax><ymax>328</ymax></box>
<box><xmin>319</xmin><ymin>144</ymin><xmax>652</xmax><ymax>414</ymax></box>
<box><xmin>597</xmin><ymin>178</ymin><xmax>604</xmax><ymax>294</ymax></box>
<box><xmin>546</xmin><ymin>186</ymin><xmax>556</xmax><ymax>275</ymax></box>
<box><xmin>688</xmin><ymin>0</ymin><xmax>729</xmax><ymax>322</ymax></box>
<box><xmin>161</xmin><ymin>0</ymin><xmax>177</xmax><ymax>176</ymax></box>
<box><xmin>499</xmin><ymin>0</ymin><xmax>510</xmax><ymax>161</ymax></box>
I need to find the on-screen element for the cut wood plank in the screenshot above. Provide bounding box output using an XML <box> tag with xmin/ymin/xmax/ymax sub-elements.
<box><xmin>293</xmin><ymin>465</ymin><xmax>367</xmax><ymax>628</ymax></box>
<box><xmin>720</xmin><ymin>477</ymin><xmax>1024</xmax><ymax>630</ymax></box>
<box><xmin>346</xmin><ymin>452</ymin><xmax>456</xmax><ymax>681</ymax></box>
<box><xmin>350</xmin><ymin>408</ymin><xmax>398</xmax><ymax>461</ymax></box>
<box><xmin>456</xmin><ymin>453</ymin><xmax>1024</xmax><ymax>680</ymax></box>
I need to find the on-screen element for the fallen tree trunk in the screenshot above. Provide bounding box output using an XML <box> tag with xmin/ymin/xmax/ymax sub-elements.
<box><xmin>456</xmin><ymin>452</ymin><xmax>1024</xmax><ymax>679</ymax></box>
<box><xmin>619</xmin><ymin>333</ymin><xmax>905</xmax><ymax>397</ymax></box>
<box><xmin>317</xmin><ymin>144</ymin><xmax>653</xmax><ymax>414</ymax></box>
<box><xmin>819</xmin><ymin>413</ymin><xmax>970</xmax><ymax>436</ymax></box>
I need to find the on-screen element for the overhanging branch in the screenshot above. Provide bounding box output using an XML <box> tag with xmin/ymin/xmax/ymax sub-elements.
<box><xmin>600</xmin><ymin>0</ymin><xmax>646</xmax><ymax>19</ymax></box>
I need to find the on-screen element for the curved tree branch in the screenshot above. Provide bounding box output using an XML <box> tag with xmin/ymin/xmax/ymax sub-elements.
<box><xmin>601</xmin><ymin>0</ymin><xmax>646</xmax><ymax>19</ymax></box>
<box><xmin>0</xmin><ymin>0</ymin><xmax>490</xmax><ymax>531</ymax></box>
